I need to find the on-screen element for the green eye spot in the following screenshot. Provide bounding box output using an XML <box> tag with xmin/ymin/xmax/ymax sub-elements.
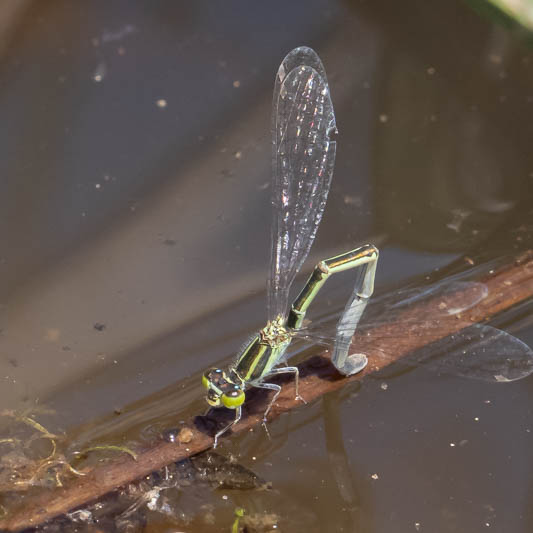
<box><xmin>221</xmin><ymin>388</ymin><xmax>245</xmax><ymax>409</ymax></box>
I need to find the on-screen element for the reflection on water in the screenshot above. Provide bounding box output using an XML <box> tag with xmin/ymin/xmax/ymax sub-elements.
<box><xmin>0</xmin><ymin>0</ymin><xmax>532</xmax><ymax>531</ymax></box>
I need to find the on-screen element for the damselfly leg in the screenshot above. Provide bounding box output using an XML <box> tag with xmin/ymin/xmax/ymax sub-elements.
<box><xmin>214</xmin><ymin>406</ymin><xmax>242</xmax><ymax>449</ymax></box>
<box><xmin>260</xmin><ymin>365</ymin><xmax>306</xmax><ymax>404</ymax></box>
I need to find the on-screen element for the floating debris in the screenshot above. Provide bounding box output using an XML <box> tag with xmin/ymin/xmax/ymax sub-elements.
<box><xmin>73</xmin><ymin>444</ymin><xmax>138</xmax><ymax>462</ymax></box>
<box><xmin>101</xmin><ymin>24</ymin><xmax>137</xmax><ymax>44</ymax></box>
<box><xmin>232</xmin><ymin>507</ymin><xmax>245</xmax><ymax>533</ymax></box>
<box><xmin>191</xmin><ymin>451</ymin><xmax>272</xmax><ymax>491</ymax></box>
<box><xmin>33</xmin><ymin>451</ymin><xmax>271</xmax><ymax>532</ymax></box>
<box><xmin>177</xmin><ymin>427</ymin><xmax>194</xmax><ymax>444</ymax></box>
<box><xmin>0</xmin><ymin>410</ymin><xmax>84</xmax><ymax>493</ymax></box>
<box><xmin>92</xmin><ymin>62</ymin><xmax>106</xmax><ymax>83</ymax></box>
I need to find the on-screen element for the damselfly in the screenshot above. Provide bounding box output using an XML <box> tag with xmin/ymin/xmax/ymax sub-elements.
<box><xmin>202</xmin><ymin>47</ymin><xmax>533</xmax><ymax>447</ymax></box>
<box><xmin>203</xmin><ymin>46</ymin><xmax>377</xmax><ymax>446</ymax></box>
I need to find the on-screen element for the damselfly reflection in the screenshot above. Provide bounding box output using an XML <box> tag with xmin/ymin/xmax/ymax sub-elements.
<box><xmin>201</xmin><ymin>47</ymin><xmax>533</xmax><ymax>447</ymax></box>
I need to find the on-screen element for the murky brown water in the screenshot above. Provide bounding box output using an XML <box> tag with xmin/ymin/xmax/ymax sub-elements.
<box><xmin>0</xmin><ymin>1</ymin><xmax>532</xmax><ymax>531</ymax></box>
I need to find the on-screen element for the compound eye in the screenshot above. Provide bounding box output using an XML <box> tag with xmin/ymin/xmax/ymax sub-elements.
<box><xmin>206</xmin><ymin>388</ymin><xmax>221</xmax><ymax>407</ymax></box>
<box><xmin>202</xmin><ymin>368</ymin><xmax>223</xmax><ymax>389</ymax></box>
<box><xmin>221</xmin><ymin>388</ymin><xmax>245</xmax><ymax>409</ymax></box>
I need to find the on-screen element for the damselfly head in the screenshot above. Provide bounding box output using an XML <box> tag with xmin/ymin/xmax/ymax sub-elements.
<box><xmin>202</xmin><ymin>368</ymin><xmax>245</xmax><ymax>409</ymax></box>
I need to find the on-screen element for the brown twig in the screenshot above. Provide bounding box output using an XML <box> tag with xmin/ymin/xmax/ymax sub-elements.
<box><xmin>1</xmin><ymin>251</ymin><xmax>532</xmax><ymax>532</ymax></box>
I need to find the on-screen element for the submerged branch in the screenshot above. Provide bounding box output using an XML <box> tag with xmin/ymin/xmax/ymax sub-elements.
<box><xmin>1</xmin><ymin>251</ymin><xmax>532</xmax><ymax>532</ymax></box>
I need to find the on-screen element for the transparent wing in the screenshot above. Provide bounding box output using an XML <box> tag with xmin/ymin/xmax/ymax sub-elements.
<box><xmin>391</xmin><ymin>324</ymin><xmax>533</xmax><ymax>382</ymax></box>
<box><xmin>294</xmin><ymin>280</ymin><xmax>533</xmax><ymax>382</ymax></box>
<box><xmin>267</xmin><ymin>47</ymin><xmax>337</xmax><ymax>321</ymax></box>
<box><xmin>304</xmin><ymin>280</ymin><xmax>489</xmax><ymax>334</ymax></box>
